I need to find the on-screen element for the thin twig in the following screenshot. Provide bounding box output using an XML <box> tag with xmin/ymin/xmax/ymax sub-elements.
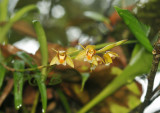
<box><xmin>31</xmin><ymin>91</ymin><xmax>39</xmax><ymax>113</ymax></box>
<box><xmin>0</xmin><ymin>62</ymin><xmax>51</xmax><ymax>72</ymax></box>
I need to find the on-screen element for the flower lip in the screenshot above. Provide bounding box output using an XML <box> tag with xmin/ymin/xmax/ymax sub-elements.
<box><xmin>57</xmin><ymin>50</ymin><xmax>67</xmax><ymax>64</ymax></box>
<box><xmin>86</xmin><ymin>48</ymin><xmax>96</xmax><ymax>60</ymax></box>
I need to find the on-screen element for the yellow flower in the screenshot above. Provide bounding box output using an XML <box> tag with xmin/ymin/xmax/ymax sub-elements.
<box><xmin>90</xmin><ymin>55</ymin><xmax>104</xmax><ymax>71</ymax></box>
<box><xmin>103</xmin><ymin>51</ymin><xmax>118</xmax><ymax>65</ymax></box>
<box><xmin>50</xmin><ymin>49</ymin><xmax>74</xmax><ymax>68</ymax></box>
<box><xmin>76</xmin><ymin>44</ymin><xmax>96</xmax><ymax>63</ymax></box>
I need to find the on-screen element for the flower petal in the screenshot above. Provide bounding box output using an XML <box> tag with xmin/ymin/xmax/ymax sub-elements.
<box><xmin>75</xmin><ymin>50</ymin><xmax>86</xmax><ymax>60</ymax></box>
<box><xmin>66</xmin><ymin>55</ymin><xmax>74</xmax><ymax>68</ymax></box>
<box><xmin>50</xmin><ymin>56</ymin><xmax>59</xmax><ymax>65</ymax></box>
<box><xmin>103</xmin><ymin>53</ymin><xmax>112</xmax><ymax>64</ymax></box>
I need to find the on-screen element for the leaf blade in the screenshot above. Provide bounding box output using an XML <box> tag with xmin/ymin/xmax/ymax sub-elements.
<box><xmin>33</xmin><ymin>20</ymin><xmax>48</xmax><ymax>80</ymax></box>
<box><xmin>0</xmin><ymin>64</ymin><xmax>6</xmax><ymax>89</ymax></box>
<box><xmin>114</xmin><ymin>6</ymin><xmax>153</xmax><ymax>52</ymax></box>
<box><xmin>0</xmin><ymin>4</ymin><xmax>37</xmax><ymax>43</ymax></box>
<box><xmin>81</xmin><ymin>73</ymin><xmax>90</xmax><ymax>91</ymax></box>
<box><xmin>13</xmin><ymin>60</ymin><xmax>25</xmax><ymax>110</ymax></box>
<box><xmin>34</xmin><ymin>74</ymin><xmax>47</xmax><ymax>113</ymax></box>
<box><xmin>96</xmin><ymin>40</ymin><xmax>127</xmax><ymax>53</ymax></box>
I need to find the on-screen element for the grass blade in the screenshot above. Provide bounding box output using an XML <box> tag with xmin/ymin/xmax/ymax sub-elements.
<box><xmin>84</xmin><ymin>11</ymin><xmax>110</xmax><ymax>23</ymax></box>
<box><xmin>33</xmin><ymin>20</ymin><xmax>48</xmax><ymax>80</ymax></box>
<box><xmin>114</xmin><ymin>6</ymin><xmax>153</xmax><ymax>52</ymax></box>
<box><xmin>57</xmin><ymin>89</ymin><xmax>71</xmax><ymax>113</ymax></box>
<box><xmin>0</xmin><ymin>0</ymin><xmax>9</xmax><ymax>21</ymax></box>
<box><xmin>13</xmin><ymin>60</ymin><xmax>25</xmax><ymax>110</ymax></box>
<box><xmin>34</xmin><ymin>74</ymin><xmax>47</xmax><ymax>113</ymax></box>
<box><xmin>0</xmin><ymin>4</ymin><xmax>37</xmax><ymax>43</ymax></box>
<box><xmin>81</xmin><ymin>73</ymin><xmax>90</xmax><ymax>91</ymax></box>
<box><xmin>96</xmin><ymin>40</ymin><xmax>127</xmax><ymax>53</ymax></box>
<box><xmin>0</xmin><ymin>64</ymin><xmax>6</xmax><ymax>89</ymax></box>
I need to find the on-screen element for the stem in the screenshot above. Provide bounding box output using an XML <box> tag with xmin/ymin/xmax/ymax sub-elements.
<box><xmin>138</xmin><ymin>39</ymin><xmax>160</xmax><ymax>113</ymax></box>
<box><xmin>130</xmin><ymin>37</ymin><xmax>160</xmax><ymax>113</ymax></box>
<box><xmin>0</xmin><ymin>62</ymin><xmax>52</xmax><ymax>72</ymax></box>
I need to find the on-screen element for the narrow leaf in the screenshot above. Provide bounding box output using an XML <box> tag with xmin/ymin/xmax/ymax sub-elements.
<box><xmin>128</xmin><ymin>95</ymin><xmax>140</xmax><ymax>109</ymax></box>
<box><xmin>127</xmin><ymin>82</ymin><xmax>140</xmax><ymax>95</ymax></box>
<box><xmin>109</xmin><ymin>103</ymin><xmax>129</xmax><ymax>113</ymax></box>
<box><xmin>81</xmin><ymin>73</ymin><xmax>90</xmax><ymax>91</ymax></box>
<box><xmin>0</xmin><ymin>64</ymin><xmax>6</xmax><ymax>89</ymax></box>
<box><xmin>0</xmin><ymin>0</ymin><xmax>9</xmax><ymax>21</ymax></box>
<box><xmin>33</xmin><ymin>20</ymin><xmax>48</xmax><ymax>79</ymax></box>
<box><xmin>114</xmin><ymin>6</ymin><xmax>153</xmax><ymax>52</ymax></box>
<box><xmin>96</xmin><ymin>40</ymin><xmax>127</xmax><ymax>53</ymax></box>
<box><xmin>34</xmin><ymin>74</ymin><xmax>47</xmax><ymax>113</ymax></box>
<box><xmin>0</xmin><ymin>4</ymin><xmax>37</xmax><ymax>43</ymax></box>
<box><xmin>84</xmin><ymin>11</ymin><xmax>110</xmax><ymax>23</ymax></box>
<box><xmin>57</xmin><ymin>89</ymin><xmax>71</xmax><ymax>113</ymax></box>
<box><xmin>13</xmin><ymin>60</ymin><xmax>25</xmax><ymax>110</ymax></box>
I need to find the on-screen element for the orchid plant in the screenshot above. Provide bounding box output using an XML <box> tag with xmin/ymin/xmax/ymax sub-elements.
<box><xmin>50</xmin><ymin>40</ymin><xmax>127</xmax><ymax>71</ymax></box>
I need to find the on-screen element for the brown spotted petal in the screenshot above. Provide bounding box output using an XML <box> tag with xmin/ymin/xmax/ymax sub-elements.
<box><xmin>90</xmin><ymin>55</ymin><xmax>104</xmax><ymax>71</ymax></box>
<box><xmin>103</xmin><ymin>51</ymin><xmax>118</xmax><ymax>65</ymax></box>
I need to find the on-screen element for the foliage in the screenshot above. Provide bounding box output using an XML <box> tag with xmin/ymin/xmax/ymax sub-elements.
<box><xmin>0</xmin><ymin>0</ymin><xmax>157</xmax><ymax>113</ymax></box>
<box><xmin>78</xmin><ymin>6</ymin><xmax>153</xmax><ymax>113</ymax></box>
<box><xmin>13</xmin><ymin>60</ymin><xmax>25</xmax><ymax>109</ymax></box>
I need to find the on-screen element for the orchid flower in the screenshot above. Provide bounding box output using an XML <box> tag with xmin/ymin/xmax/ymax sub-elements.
<box><xmin>75</xmin><ymin>44</ymin><xmax>96</xmax><ymax>63</ymax></box>
<box><xmin>50</xmin><ymin>49</ymin><xmax>74</xmax><ymax>68</ymax></box>
<box><xmin>103</xmin><ymin>51</ymin><xmax>118</xmax><ymax>66</ymax></box>
<box><xmin>90</xmin><ymin>55</ymin><xmax>104</xmax><ymax>71</ymax></box>
<box><xmin>75</xmin><ymin>40</ymin><xmax>127</xmax><ymax>71</ymax></box>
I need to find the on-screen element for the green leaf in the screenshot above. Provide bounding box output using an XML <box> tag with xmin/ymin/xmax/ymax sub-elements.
<box><xmin>0</xmin><ymin>0</ymin><xmax>9</xmax><ymax>21</ymax></box>
<box><xmin>34</xmin><ymin>74</ymin><xmax>47</xmax><ymax>113</ymax></box>
<box><xmin>109</xmin><ymin>95</ymin><xmax>140</xmax><ymax>113</ymax></box>
<box><xmin>0</xmin><ymin>64</ymin><xmax>6</xmax><ymax>89</ymax></box>
<box><xmin>96</xmin><ymin>40</ymin><xmax>127</xmax><ymax>53</ymax></box>
<box><xmin>13</xmin><ymin>60</ymin><xmax>25</xmax><ymax>110</ymax></box>
<box><xmin>78</xmin><ymin>47</ymin><xmax>152</xmax><ymax>113</ymax></box>
<box><xmin>84</xmin><ymin>11</ymin><xmax>110</xmax><ymax>23</ymax></box>
<box><xmin>95</xmin><ymin>40</ymin><xmax>136</xmax><ymax>50</ymax></box>
<box><xmin>111</xmin><ymin>67</ymin><xmax>122</xmax><ymax>76</ymax></box>
<box><xmin>130</xmin><ymin>44</ymin><xmax>142</xmax><ymax>60</ymax></box>
<box><xmin>80</xmin><ymin>73</ymin><xmax>90</xmax><ymax>91</ymax></box>
<box><xmin>0</xmin><ymin>4</ymin><xmax>37</xmax><ymax>43</ymax></box>
<box><xmin>114</xmin><ymin>6</ymin><xmax>153</xmax><ymax>52</ymax></box>
<box><xmin>109</xmin><ymin>103</ymin><xmax>129</xmax><ymax>113</ymax></box>
<box><xmin>127</xmin><ymin>82</ymin><xmax>140</xmax><ymax>95</ymax></box>
<box><xmin>33</xmin><ymin>20</ymin><xmax>48</xmax><ymax>80</ymax></box>
<box><xmin>128</xmin><ymin>95</ymin><xmax>140</xmax><ymax>109</ymax></box>
<box><xmin>57</xmin><ymin>89</ymin><xmax>71</xmax><ymax>113</ymax></box>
